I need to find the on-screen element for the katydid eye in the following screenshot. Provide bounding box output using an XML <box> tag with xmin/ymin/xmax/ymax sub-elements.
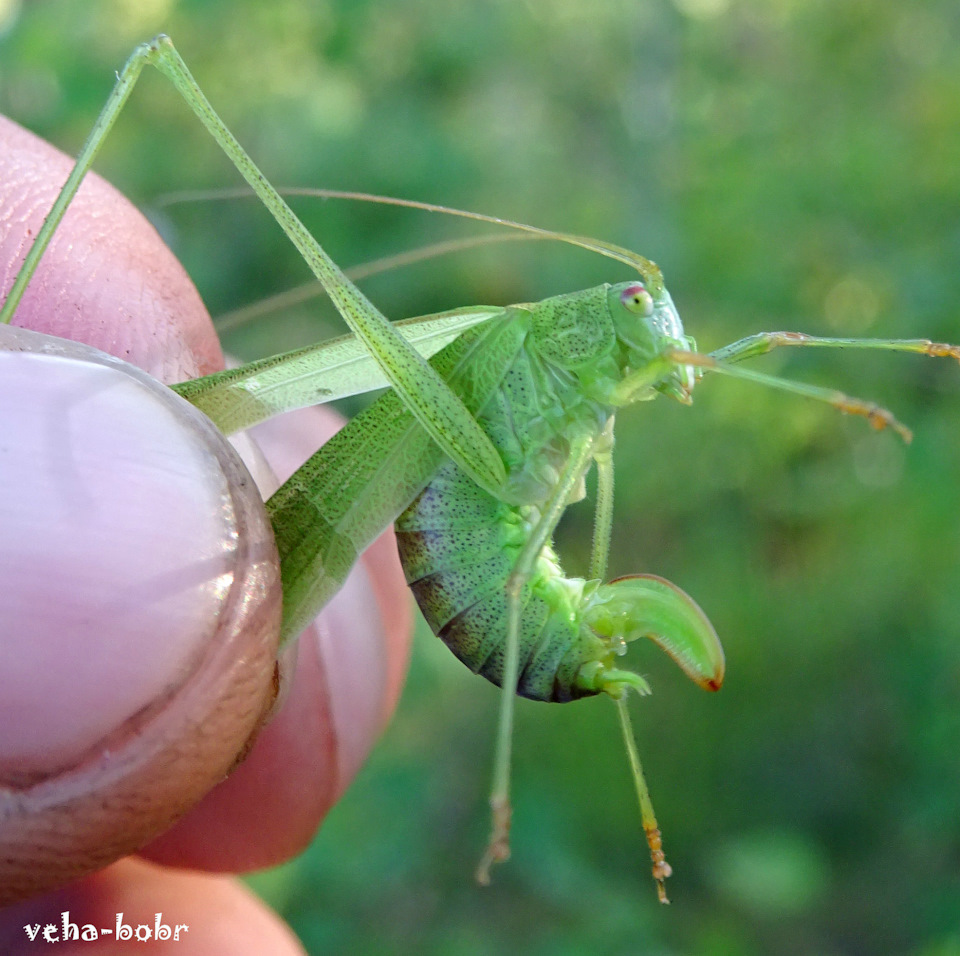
<box><xmin>620</xmin><ymin>283</ymin><xmax>654</xmax><ymax>317</ymax></box>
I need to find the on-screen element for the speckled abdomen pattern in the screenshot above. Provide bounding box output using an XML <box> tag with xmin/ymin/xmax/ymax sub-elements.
<box><xmin>395</xmin><ymin>461</ymin><xmax>599</xmax><ymax>702</ymax></box>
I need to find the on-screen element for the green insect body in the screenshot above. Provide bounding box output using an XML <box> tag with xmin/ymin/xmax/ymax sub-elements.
<box><xmin>265</xmin><ymin>275</ymin><xmax>726</xmax><ymax>900</ymax></box>
<box><xmin>394</xmin><ymin>285</ymin><xmax>724</xmax><ymax>703</ymax></box>
<box><xmin>268</xmin><ymin>278</ymin><xmax>724</xmax><ymax>702</ymax></box>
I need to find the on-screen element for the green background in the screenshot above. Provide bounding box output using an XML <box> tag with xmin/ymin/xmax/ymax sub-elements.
<box><xmin>3</xmin><ymin>0</ymin><xmax>959</xmax><ymax>952</ymax></box>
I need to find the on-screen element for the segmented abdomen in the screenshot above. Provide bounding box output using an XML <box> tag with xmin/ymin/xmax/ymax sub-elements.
<box><xmin>395</xmin><ymin>460</ymin><xmax>599</xmax><ymax>702</ymax></box>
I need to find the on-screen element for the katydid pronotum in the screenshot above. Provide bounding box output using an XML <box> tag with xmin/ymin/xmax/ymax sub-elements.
<box><xmin>3</xmin><ymin>36</ymin><xmax>959</xmax><ymax>903</ymax></box>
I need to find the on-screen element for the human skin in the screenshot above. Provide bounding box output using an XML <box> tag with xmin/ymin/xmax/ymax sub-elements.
<box><xmin>0</xmin><ymin>114</ymin><xmax>412</xmax><ymax>953</ymax></box>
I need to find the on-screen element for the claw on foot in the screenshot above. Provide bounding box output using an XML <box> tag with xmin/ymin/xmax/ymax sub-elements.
<box><xmin>475</xmin><ymin>796</ymin><xmax>512</xmax><ymax>885</ymax></box>
<box><xmin>645</xmin><ymin>825</ymin><xmax>672</xmax><ymax>905</ymax></box>
<box><xmin>924</xmin><ymin>341</ymin><xmax>960</xmax><ymax>363</ymax></box>
<box><xmin>830</xmin><ymin>394</ymin><xmax>912</xmax><ymax>443</ymax></box>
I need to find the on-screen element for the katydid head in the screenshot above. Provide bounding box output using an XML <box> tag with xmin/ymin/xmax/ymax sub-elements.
<box><xmin>607</xmin><ymin>281</ymin><xmax>698</xmax><ymax>405</ymax></box>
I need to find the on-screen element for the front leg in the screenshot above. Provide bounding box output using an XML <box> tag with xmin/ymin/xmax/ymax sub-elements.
<box><xmin>710</xmin><ymin>330</ymin><xmax>960</xmax><ymax>365</ymax></box>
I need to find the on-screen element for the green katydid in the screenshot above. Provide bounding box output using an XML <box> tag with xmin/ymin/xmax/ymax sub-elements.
<box><xmin>4</xmin><ymin>35</ymin><xmax>960</xmax><ymax>903</ymax></box>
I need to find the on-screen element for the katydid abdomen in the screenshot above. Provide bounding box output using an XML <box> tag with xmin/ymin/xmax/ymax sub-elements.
<box><xmin>397</xmin><ymin>457</ymin><xmax>601</xmax><ymax>702</ymax></box>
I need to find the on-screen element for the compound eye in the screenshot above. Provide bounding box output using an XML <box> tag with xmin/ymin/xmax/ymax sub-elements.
<box><xmin>620</xmin><ymin>283</ymin><xmax>654</xmax><ymax>317</ymax></box>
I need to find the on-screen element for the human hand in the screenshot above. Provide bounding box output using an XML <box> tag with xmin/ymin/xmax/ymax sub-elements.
<box><xmin>0</xmin><ymin>115</ymin><xmax>412</xmax><ymax>952</ymax></box>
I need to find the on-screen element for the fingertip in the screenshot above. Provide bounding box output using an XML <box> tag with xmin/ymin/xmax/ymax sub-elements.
<box><xmin>1</xmin><ymin>111</ymin><xmax>414</xmax><ymax>887</ymax></box>
<box><xmin>0</xmin><ymin>332</ymin><xmax>282</xmax><ymax>904</ymax></box>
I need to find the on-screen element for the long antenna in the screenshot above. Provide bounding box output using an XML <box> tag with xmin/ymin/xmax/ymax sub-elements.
<box><xmin>157</xmin><ymin>185</ymin><xmax>664</xmax><ymax>293</ymax></box>
<box><xmin>213</xmin><ymin>232</ymin><xmax>542</xmax><ymax>332</ymax></box>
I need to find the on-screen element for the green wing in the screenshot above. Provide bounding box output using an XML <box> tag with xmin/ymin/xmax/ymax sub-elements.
<box><xmin>172</xmin><ymin>305</ymin><xmax>502</xmax><ymax>435</ymax></box>
<box><xmin>269</xmin><ymin>310</ymin><xmax>529</xmax><ymax>643</ymax></box>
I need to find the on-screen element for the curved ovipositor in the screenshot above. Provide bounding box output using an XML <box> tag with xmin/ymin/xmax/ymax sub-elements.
<box><xmin>581</xmin><ymin>573</ymin><xmax>725</xmax><ymax>694</ymax></box>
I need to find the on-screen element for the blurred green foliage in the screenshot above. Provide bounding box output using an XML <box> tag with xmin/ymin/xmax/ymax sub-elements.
<box><xmin>3</xmin><ymin>0</ymin><xmax>960</xmax><ymax>952</ymax></box>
